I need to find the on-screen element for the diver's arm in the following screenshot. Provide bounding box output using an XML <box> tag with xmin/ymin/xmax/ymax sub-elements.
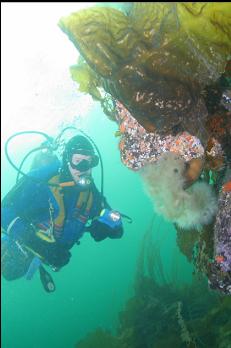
<box><xmin>1</xmin><ymin>205</ymin><xmax>34</xmax><ymax>242</ymax></box>
<box><xmin>1</xmin><ymin>161</ymin><xmax>59</xmax><ymax>235</ymax></box>
<box><xmin>1</xmin><ymin>163</ymin><xmax>57</xmax><ymax>240</ymax></box>
<box><xmin>1</xmin><ymin>176</ymin><xmax>34</xmax><ymax>240</ymax></box>
<box><xmin>87</xmin><ymin>185</ymin><xmax>124</xmax><ymax>241</ymax></box>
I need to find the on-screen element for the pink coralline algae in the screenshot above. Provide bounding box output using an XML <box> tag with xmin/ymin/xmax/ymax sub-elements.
<box><xmin>208</xmin><ymin>188</ymin><xmax>231</xmax><ymax>295</ymax></box>
<box><xmin>115</xmin><ymin>101</ymin><xmax>205</xmax><ymax>171</ymax></box>
<box><xmin>215</xmin><ymin>189</ymin><xmax>231</xmax><ymax>274</ymax></box>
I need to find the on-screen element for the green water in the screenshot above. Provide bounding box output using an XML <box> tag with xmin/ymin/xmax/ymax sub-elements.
<box><xmin>1</xmin><ymin>103</ymin><xmax>193</xmax><ymax>348</ymax></box>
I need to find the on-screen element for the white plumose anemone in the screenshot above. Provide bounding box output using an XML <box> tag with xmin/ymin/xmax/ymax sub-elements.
<box><xmin>141</xmin><ymin>152</ymin><xmax>218</xmax><ymax>229</ymax></box>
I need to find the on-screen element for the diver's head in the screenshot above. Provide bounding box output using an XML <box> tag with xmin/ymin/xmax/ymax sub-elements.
<box><xmin>61</xmin><ymin>135</ymin><xmax>99</xmax><ymax>184</ymax></box>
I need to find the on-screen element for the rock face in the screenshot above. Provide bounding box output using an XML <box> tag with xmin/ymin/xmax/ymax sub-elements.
<box><xmin>115</xmin><ymin>100</ymin><xmax>205</xmax><ymax>171</ymax></box>
<box><xmin>59</xmin><ymin>2</ymin><xmax>231</xmax><ymax>294</ymax></box>
<box><xmin>214</xmin><ymin>188</ymin><xmax>231</xmax><ymax>273</ymax></box>
<box><xmin>208</xmin><ymin>180</ymin><xmax>231</xmax><ymax>295</ymax></box>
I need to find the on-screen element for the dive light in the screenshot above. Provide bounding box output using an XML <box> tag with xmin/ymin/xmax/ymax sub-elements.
<box><xmin>98</xmin><ymin>209</ymin><xmax>122</xmax><ymax>228</ymax></box>
<box><xmin>78</xmin><ymin>176</ymin><xmax>92</xmax><ymax>187</ymax></box>
<box><xmin>108</xmin><ymin>210</ymin><xmax>121</xmax><ymax>222</ymax></box>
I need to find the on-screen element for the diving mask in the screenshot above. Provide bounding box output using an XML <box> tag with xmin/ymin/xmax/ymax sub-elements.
<box><xmin>69</xmin><ymin>156</ymin><xmax>99</xmax><ymax>172</ymax></box>
<box><xmin>69</xmin><ymin>159</ymin><xmax>92</xmax><ymax>172</ymax></box>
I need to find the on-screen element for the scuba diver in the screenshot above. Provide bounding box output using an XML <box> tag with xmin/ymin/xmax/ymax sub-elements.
<box><xmin>1</xmin><ymin>130</ymin><xmax>128</xmax><ymax>292</ymax></box>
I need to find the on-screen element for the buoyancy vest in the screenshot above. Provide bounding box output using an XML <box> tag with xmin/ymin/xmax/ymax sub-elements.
<box><xmin>36</xmin><ymin>175</ymin><xmax>94</xmax><ymax>245</ymax></box>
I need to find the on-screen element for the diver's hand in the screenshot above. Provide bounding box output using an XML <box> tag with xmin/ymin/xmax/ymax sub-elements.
<box><xmin>88</xmin><ymin>210</ymin><xmax>124</xmax><ymax>242</ymax></box>
<box><xmin>44</xmin><ymin>244</ymin><xmax>71</xmax><ymax>269</ymax></box>
<box><xmin>26</xmin><ymin>235</ymin><xmax>71</xmax><ymax>269</ymax></box>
